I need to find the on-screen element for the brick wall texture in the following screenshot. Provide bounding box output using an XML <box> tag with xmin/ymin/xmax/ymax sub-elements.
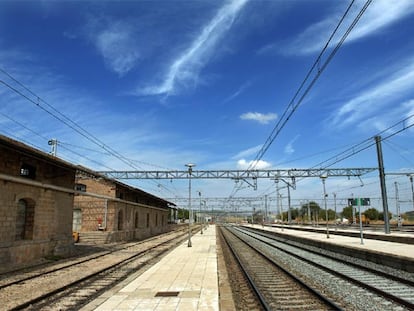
<box><xmin>0</xmin><ymin>142</ymin><xmax>76</xmax><ymax>268</ymax></box>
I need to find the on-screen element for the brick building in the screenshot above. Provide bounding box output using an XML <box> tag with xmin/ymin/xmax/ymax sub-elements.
<box><xmin>74</xmin><ymin>170</ymin><xmax>177</xmax><ymax>243</ymax></box>
<box><xmin>0</xmin><ymin>135</ymin><xmax>76</xmax><ymax>267</ymax></box>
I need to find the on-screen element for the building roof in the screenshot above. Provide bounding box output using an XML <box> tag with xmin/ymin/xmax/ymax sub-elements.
<box><xmin>0</xmin><ymin>134</ymin><xmax>77</xmax><ymax>171</ymax></box>
<box><xmin>76</xmin><ymin>166</ymin><xmax>176</xmax><ymax>207</ymax></box>
<box><xmin>0</xmin><ymin>134</ymin><xmax>175</xmax><ymax>207</ymax></box>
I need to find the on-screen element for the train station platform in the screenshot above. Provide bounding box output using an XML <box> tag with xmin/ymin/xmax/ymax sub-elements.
<box><xmin>83</xmin><ymin>223</ymin><xmax>414</xmax><ymax>310</ymax></box>
<box><xmin>87</xmin><ymin>225</ymin><xmax>219</xmax><ymax>311</ymax></box>
<box><xmin>247</xmin><ymin>224</ymin><xmax>414</xmax><ymax>272</ymax></box>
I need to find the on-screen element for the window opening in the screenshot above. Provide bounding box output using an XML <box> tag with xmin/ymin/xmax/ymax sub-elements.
<box><xmin>20</xmin><ymin>164</ymin><xmax>36</xmax><ymax>179</ymax></box>
<box><xmin>118</xmin><ymin>209</ymin><xmax>123</xmax><ymax>230</ymax></box>
<box><xmin>75</xmin><ymin>183</ymin><xmax>87</xmax><ymax>192</ymax></box>
<box><xmin>16</xmin><ymin>199</ymin><xmax>34</xmax><ymax>240</ymax></box>
<box><xmin>135</xmin><ymin>212</ymin><xmax>139</xmax><ymax>228</ymax></box>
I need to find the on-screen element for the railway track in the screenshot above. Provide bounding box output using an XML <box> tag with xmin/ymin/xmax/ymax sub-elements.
<box><xmin>0</xmin><ymin>228</ymin><xmax>189</xmax><ymax>310</ymax></box>
<box><xmin>217</xmin><ymin>226</ymin><xmax>265</xmax><ymax>311</ymax></box>
<box><xmin>219</xmin><ymin>226</ymin><xmax>341</xmax><ymax>310</ymax></box>
<box><xmin>229</xmin><ymin>225</ymin><xmax>414</xmax><ymax>310</ymax></box>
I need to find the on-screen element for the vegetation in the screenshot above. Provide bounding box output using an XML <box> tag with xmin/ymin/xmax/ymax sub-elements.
<box><xmin>177</xmin><ymin>208</ymin><xmax>189</xmax><ymax>220</ymax></box>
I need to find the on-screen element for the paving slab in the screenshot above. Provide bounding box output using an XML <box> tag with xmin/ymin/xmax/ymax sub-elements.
<box><xmin>90</xmin><ymin>225</ymin><xmax>219</xmax><ymax>311</ymax></box>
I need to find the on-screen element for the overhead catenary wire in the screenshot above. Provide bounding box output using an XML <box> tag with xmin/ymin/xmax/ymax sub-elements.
<box><xmin>248</xmin><ymin>0</ymin><xmax>371</xmax><ymax>170</ymax></box>
<box><xmin>311</xmin><ymin>113</ymin><xmax>414</xmax><ymax>170</ymax></box>
<box><xmin>0</xmin><ymin>77</ymin><xmax>140</xmax><ymax>170</ymax></box>
<box><xmin>0</xmin><ymin>69</ymin><xmax>182</xmax><ymax>198</ymax></box>
<box><xmin>228</xmin><ymin>0</ymin><xmax>371</xmax><ymax>199</ymax></box>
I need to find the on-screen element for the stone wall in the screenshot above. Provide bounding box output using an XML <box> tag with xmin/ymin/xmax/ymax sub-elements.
<box><xmin>74</xmin><ymin>176</ymin><xmax>171</xmax><ymax>243</ymax></box>
<box><xmin>0</xmin><ymin>138</ymin><xmax>75</xmax><ymax>268</ymax></box>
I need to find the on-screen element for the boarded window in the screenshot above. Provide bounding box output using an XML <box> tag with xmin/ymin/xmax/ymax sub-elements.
<box><xmin>118</xmin><ymin>209</ymin><xmax>123</xmax><ymax>230</ymax></box>
<box><xmin>116</xmin><ymin>191</ymin><xmax>124</xmax><ymax>200</ymax></box>
<box><xmin>16</xmin><ymin>199</ymin><xmax>35</xmax><ymax>240</ymax></box>
<box><xmin>134</xmin><ymin>212</ymin><xmax>139</xmax><ymax>229</ymax></box>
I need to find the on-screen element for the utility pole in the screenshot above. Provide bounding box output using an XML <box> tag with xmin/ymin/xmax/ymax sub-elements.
<box><xmin>395</xmin><ymin>182</ymin><xmax>402</xmax><ymax>229</ymax></box>
<box><xmin>48</xmin><ymin>139</ymin><xmax>58</xmax><ymax>156</ymax></box>
<box><xmin>375</xmin><ymin>136</ymin><xmax>390</xmax><ymax>234</ymax></box>
<box><xmin>275</xmin><ymin>180</ymin><xmax>280</xmax><ymax>222</ymax></box>
<box><xmin>287</xmin><ymin>185</ymin><xmax>291</xmax><ymax>224</ymax></box>
<box><xmin>334</xmin><ymin>192</ymin><xmax>337</xmax><ymax>231</ymax></box>
<box><xmin>409</xmin><ymin>175</ymin><xmax>414</xmax><ymax>212</ymax></box>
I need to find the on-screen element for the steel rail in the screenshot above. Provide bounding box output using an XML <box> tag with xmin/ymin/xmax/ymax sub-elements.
<box><xmin>236</xmin><ymin>226</ymin><xmax>414</xmax><ymax>310</ymax></box>
<box><xmin>6</xmin><ymin>230</ymin><xmax>189</xmax><ymax>311</ymax></box>
<box><xmin>221</xmin><ymin>225</ymin><xmax>342</xmax><ymax>310</ymax></box>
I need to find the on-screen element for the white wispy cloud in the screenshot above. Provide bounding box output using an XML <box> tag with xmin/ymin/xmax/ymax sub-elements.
<box><xmin>232</xmin><ymin>144</ymin><xmax>262</xmax><ymax>159</ymax></box>
<box><xmin>237</xmin><ymin>159</ymin><xmax>272</xmax><ymax>170</ymax></box>
<box><xmin>223</xmin><ymin>80</ymin><xmax>252</xmax><ymax>103</ymax></box>
<box><xmin>283</xmin><ymin>0</ymin><xmax>414</xmax><ymax>55</ymax></box>
<box><xmin>330</xmin><ymin>58</ymin><xmax>414</xmax><ymax>128</ymax></box>
<box><xmin>284</xmin><ymin>134</ymin><xmax>300</xmax><ymax>155</ymax></box>
<box><xmin>136</xmin><ymin>0</ymin><xmax>248</xmax><ymax>96</ymax></box>
<box><xmin>240</xmin><ymin>112</ymin><xmax>277</xmax><ymax>124</ymax></box>
<box><xmin>87</xmin><ymin>18</ymin><xmax>141</xmax><ymax>76</ymax></box>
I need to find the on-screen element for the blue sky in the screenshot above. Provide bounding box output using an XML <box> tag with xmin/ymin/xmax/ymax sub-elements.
<box><xmin>1</xmin><ymin>0</ymin><xmax>414</xmax><ymax>215</ymax></box>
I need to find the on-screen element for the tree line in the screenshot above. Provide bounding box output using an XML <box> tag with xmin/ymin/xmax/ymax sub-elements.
<box><xmin>252</xmin><ymin>201</ymin><xmax>398</xmax><ymax>223</ymax></box>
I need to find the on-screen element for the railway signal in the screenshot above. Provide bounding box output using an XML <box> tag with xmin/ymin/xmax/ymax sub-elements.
<box><xmin>348</xmin><ymin>197</ymin><xmax>371</xmax><ymax>245</ymax></box>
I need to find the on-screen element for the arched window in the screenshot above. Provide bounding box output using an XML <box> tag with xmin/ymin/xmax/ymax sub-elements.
<box><xmin>118</xmin><ymin>209</ymin><xmax>124</xmax><ymax>231</ymax></box>
<box><xmin>16</xmin><ymin>199</ymin><xmax>35</xmax><ymax>240</ymax></box>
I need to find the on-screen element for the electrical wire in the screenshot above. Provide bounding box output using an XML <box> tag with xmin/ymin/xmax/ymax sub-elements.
<box><xmin>248</xmin><ymin>0</ymin><xmax>371</xmax><ymax>170</ymax></box>
<box><xmin>228</xmin><ymin>0</ymin><xmax>371</xmax><ymax>199</ymax></box>
<box><xmin>0</xmin><ymin>69</ymin><xmax>182</xmax><ymax>198</ymax></box>
<box><xmin>383</xmin><ymin>140</ymin><xmax>414</xmax><ymax>167</ymax></box>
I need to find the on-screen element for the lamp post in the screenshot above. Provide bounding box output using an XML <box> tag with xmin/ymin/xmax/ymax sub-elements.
<box><xmin>409</xmin><ymin>175</ymin><xmax>414</xmax><ymax>212</ymax></box>
<box><xmin>320</xmin><ymin>174</ymin><xmax>329</xmax><ymax>238</ymax></box>
<box><xmin>202</xmin><ymin>200</ymin><xmax>207</xmax><ymax>230</ymax></box>
<box><xmin>333</xmin><ymin>192</ymin><xmax>337</xmax><ymax>231</ymax></box>
<box><xmin>185</xmin><ymin>163</ymin><xmax>195</xmax><ymax>247</ymax></box>
<box><xmin>198</xmin><ymin>191</ymin><xmax>203</xmax><ymax>234</ymax></box>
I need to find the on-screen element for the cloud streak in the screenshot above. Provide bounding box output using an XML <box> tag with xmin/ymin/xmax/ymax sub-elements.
<box><xmin>223</xmin><ymin>80</ymin><xmax>252</xmax><ymax>103</ymax></box>
<box><xmin>284</xmin><ymin>134</ymin><xmax>300</xmax><ymax>155</ymax></box>
<box><xmin>329</xmin><ymin>57</ymin><xmax>414</xmax><ymax>128</ymax></box>
<box><xmin>232</xmin><ymin>144</ymin><xmax>262</xmax><ymax>159</ymax></box>
<box><xmin>240</xmin><ymin>112</ymin><xmax>277</xmax><ymax>124</ymax></box>
<box><xmin>136</xmin><ymin>0</ymin><xmax>248</xmax><ymax>96</ymax></box>
<box><xmin>283</xmin><ymin>0</ymin><xmax>414</xmax><ymax>55</ymax></box>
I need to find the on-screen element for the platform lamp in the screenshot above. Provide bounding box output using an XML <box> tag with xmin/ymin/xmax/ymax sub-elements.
<box><xmin>409</xmin><ymin>174</ymin><xmax>414</xmax><ymax>212</ymax></box>
<box><xmin>320</xmin><ymin>174</ymin><xmax>330</xmax><ymax>239</ymax></box>
<box><xmin>198</xmin><ymin>191</ymin><xmax>203</xmax><ymax>234</ymax></box>
<box><xmin>185</xmin><ymin>163</ymin><xmax>195</xmax><ymax>247</ymax></box>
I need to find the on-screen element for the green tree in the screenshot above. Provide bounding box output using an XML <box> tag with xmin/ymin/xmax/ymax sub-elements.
<box><xmin>378</xmin><ymin>211</ymin><xmax>392</xmax><ymax>221</ymax></box>
<box><xmin>177</xmin><ymin>208</ymin><xmax>189</xmax><ymax>220</ymax></box>
<box><xmin>252</xmin><ymin>211</ymin><xmax>264</xmax><ymax>224</ymax></box>
<box><xmin>364</xmin><ymin>208</ymin><xmax>379</xmax><ymax>221</ymax></box>
<box><xmin>309</xmin><ymin>201</ymin><xmax>321</xmax><ymax>220</ymax></box>
<box><xmin>342</xmin><ymin>205</ymin><xmax>354</xmax><ymax>220</ymax></box>
<box><xmin>291</xmin><ymin>208</ymin><xmax>299</xmax><ymax>220</ymax></box>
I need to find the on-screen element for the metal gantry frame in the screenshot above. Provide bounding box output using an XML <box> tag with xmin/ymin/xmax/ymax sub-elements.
<box><xmin>98</xmin><ymin>167</ymin><xmax>377</xmax><ymax>187</ymax></box>
<box><xmin>97</xmin><ymin>167</ymin><xmax>377</xmax><ymax>224</ymax></box>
